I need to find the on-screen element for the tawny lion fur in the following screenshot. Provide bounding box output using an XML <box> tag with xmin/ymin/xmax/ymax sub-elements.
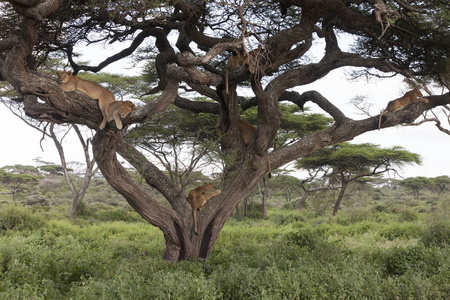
<box><xmin>186</xmin><ymin>183</ymin><xmax>221</xmax><ymax>234</ymax></box>
<box><xmin>225</xmin><ymin>46</ymin><xmax>261</xmax><ymax>94</ymax></box>
<box><xmin>378</xmin><ymin>89</ymin><xmax>429</xmax><ymax>129</ymax></box>
<box><xmin>237</xmin><ymin>118</ymin><xmax>257</xmax><ymax>146</ymax></box>
<box><xmin>105</xmin><ymin>101</ymin><xmax>136</xmax><ymax>130</ymax></box>
<box><xmin>237</xmin><ymin>119</ymin><xmax>272</xmax><ymax>178</ymax></box>
<box><xmin>56</xmin><ymin>71</ymin><xmax>115</xmax><ymax>129</ymax></box>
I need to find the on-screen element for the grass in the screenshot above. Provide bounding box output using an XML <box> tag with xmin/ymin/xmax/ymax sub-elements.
<box><xmin>0</xmin><ymin>200</ymin><xmax>449</xmax><ymax>299</ymax></box>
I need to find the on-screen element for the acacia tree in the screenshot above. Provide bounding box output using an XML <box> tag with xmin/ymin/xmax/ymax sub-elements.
<box><xmin>0</xmin><ymin>166</ymin><xmax>39</xmax><ymax>204</ymax></box>
<box><xmin>432</xmin><ymin>175</ymin><xmax>450</xmax><ymax>197</ymax></box>
<box><xmin>400</xmin><ymin>176</ymin><xmax>431</xmax><ymax>200</ymax></box>
<box><xmin>296</xmin><ymin>143</ymin><xmax>421</xmax><ymax>215</ymax></box>
<box><xmin>297</xmin><ymin>169</ymin><xmax>339</xmax><ymax>211</ymax></box>
<box><xmin>0</xmin><ymin>1</ymin><xmax>449</xmax><ymax>261</ymax></box>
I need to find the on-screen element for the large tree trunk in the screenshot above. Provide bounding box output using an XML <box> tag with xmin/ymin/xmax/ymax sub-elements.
<box><xmin>92</xmin><ymin>129</ymin><xmax>266</xmax><ymax>261</ymax></box>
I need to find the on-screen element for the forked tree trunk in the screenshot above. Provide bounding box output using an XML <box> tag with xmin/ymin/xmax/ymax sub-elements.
<box><xmin>92</xmin><ymin>129</ymin><xmax>265</xmax><ymax>261</ymax></box>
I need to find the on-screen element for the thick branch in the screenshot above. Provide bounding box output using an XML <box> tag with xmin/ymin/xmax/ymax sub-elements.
<box><xmin>92</xmin><ymin>130</ymin><xmax>185</xmax><ymax>243</ymax></box>
<box><xmin>128</xmin><ymin>78</ymin><xmax>179</xmax><ymax>125</ymax></box>
<box><xmin>10</xmin><ymin>0</ymin><xmax>62</xmax><ymax>20</ymax></box>
<box><xmin>271</xmin><ymin>93</ymin><xmax>450</xmax><ymax>173</ymax></box>
<box><xmin>116</xmin><ymin>138</ymin><xmax>187</xmax><ymax>213</ymax></box>
<box><xmin>173</xmin><ymin>96</ymin><xmax>220</xmax><ymax>114</ymax></box>
<box><xmin>294</xmin><ymin>91</ymin><xmax>347</xmax><ymax>125</ymax></box>
<box><xmin>68</xmin><ymin>30</ymin><xmax>151</xmax><ymax>74</ymax></box>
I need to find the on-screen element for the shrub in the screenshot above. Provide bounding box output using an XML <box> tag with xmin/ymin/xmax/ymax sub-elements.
<box><xmin>420</xmin><ymin>222</ymin><xmax>450</xmax><ymax>248</ymax></box>
<box><xmin>95</xmin><ymin>207</ymin><xmax>143</xmax><ymax>222</ymax></box>
<box><xmin>382</xmin><ymin>244</ymin><xmax>443</xmax><ymax>276</ymax></box>
<box><xmin>23</xmin><ymin>195</ymin><xmax>49</xmax><ymax>206</ymax></box>
<box><xmin>0</xmin><ymin>204</ymin><xmax>47</xmax><ymax>232</ymax></box>
<box><xmin>285</xmin><ymin>228</ymin><xmax>320</xmax><ymax>250</ymax></box>
<box><xmin>379</xmin><ymin>223</ymin><xmax>423</xmax><ymax>240</ymax></box>
<box><xmin>374</xmin><ymin>204</ymin><xmax>387</xmax><ymax>212</ymax></box>
<box><xmin>397</xmin><ymin>209</ymin><xmax>418</xmax><ymax>222</ymax></box>
<box><xmin>347</xmin><ymin>207</ymin><xmax>373</xmax><ymax>223</ymax></box>
<box><xmin>270</xmin><ymin>211</ymin><xmax>304</xmax><ymax>225</ymax></box>
<box><xmin>244</xmin><ymin>202</ymin><xmax>264</xmax><ymax>219</ymax></box>
<box><xmin>283</xmin><ymin>228</ymin><xmax>340</xmax><ymax>261</ymax></box>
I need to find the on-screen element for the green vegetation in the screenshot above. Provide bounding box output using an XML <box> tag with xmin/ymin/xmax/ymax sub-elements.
<box><xmin>1</xmin><ymin>164</ymin><xmax>449</xmax><ymax>299</ymax></box>
<box><xmin>0</xmin><ymin>188</ymin><xmax>448</xmax><ymax>299</ymax></box>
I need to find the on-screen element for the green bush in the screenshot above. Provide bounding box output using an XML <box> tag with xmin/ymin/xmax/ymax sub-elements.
<box><xmin>95</xmin><ymin>207</ymin><xmax>143</xmax><ymax>222</ymax></box>
<box><xmin>270</xmin><ymin>211</ymin><xmax>304</xmax><ymax>225</ymax></box>
<box><xmin>244</xmin><ymin>202</ymin><xmax>264</xmax><ymax>219</ymax></box>
<box><xmin>381</xmin><ymin>244</ymin><xmax>443</xmax><ymax>276</ymax></box>
<box><xmin>421</xmin><ymin>222</ymin><xmax>450</xmax><ymax>248</ymax></box>
<box><xmin>285</xmin><ymin>228</ymin><xmax>320</xmax><ymax>250</ymax></box>
<box><xmin>397</xmin><ymin>209</ymin><xmax>418</xmax><ymax>222</ymax></box>
<box><xmin>379</xmin><ymin>223</ymin><xmax>423</xmax><ymax>240</ymax></box>
<box><xmin>0</xmin><ymin>204</ymin><xmax>449</xmax><ymax>299</ymax></box>
<box><xmin>284</xmin><ymin>228</ymin><xmax>340</xmax><ymax>261</ymax></box>
<box><xmin>0</xmin><ymin>204</ymin><xmax>47</xmax><ymax>232</ymax></box>
<box><xmin>374</xmin><ymin>204</ymin><xmax>387</xmax><ymax>212</ymax></box>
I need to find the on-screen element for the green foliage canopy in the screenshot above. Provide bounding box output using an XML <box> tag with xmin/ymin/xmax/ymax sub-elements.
<box><xmin>296</xmin><ymin>143</ymin><xmax>421</xmax><ymax>175</ymax></box>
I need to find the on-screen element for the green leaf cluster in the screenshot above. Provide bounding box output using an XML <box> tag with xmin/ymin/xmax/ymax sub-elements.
<box><xmin>296</xmin><ymin>143</ymin><xmax>421</xmax><ymax>174</ymax></box>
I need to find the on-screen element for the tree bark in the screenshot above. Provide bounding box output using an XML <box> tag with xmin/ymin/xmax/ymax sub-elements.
<box><xmin>243</xmin><ymin>196</ymin><xmax>249</xmax><ymax>217</ymax></box>
<box><xmin>298</xmin><ymin>190</ymin><xmax>310</xmax><ymax>211</ymax></box>
<box><xmin>333</xmin><ymin>181</ymin><xmax>348</xmax><ymax>216</ymax></box>
<box><xmin>235</xmin><ymin>203</ymin><xmax>242</xmax><ymax>220</ymax></box>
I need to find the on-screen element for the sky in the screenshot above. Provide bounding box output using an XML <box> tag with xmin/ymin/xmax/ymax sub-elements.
<box><xmin>1</xmin><ymin>42</ymin><xmax>449</xmax><ymax>179</ymax></box>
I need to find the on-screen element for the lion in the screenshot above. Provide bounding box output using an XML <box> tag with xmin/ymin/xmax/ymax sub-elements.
<box><xmin>56</xmin><ymin>71</ymin><xmax>115</xmax><ymax>129</ymax></box>
<box><xmin>378</xmin><ymin>88</ymin><xmax>429</xmax><ymax>129</ymax></box>
<box><xmin>103</xmin><ymin>100</ymin><xmax>136</xmax><ymax>130</ymax></box>
<box><xmin>237</xmin><ymin>118</ymin><xmax>256</xmax><ymax>145</ymax></box>
<box><xmin>225</xmin><ymin>46</ymin><xmax>262</xmax><ymax>94</ymax></box>
<box><xmin>237</xmin><ymin>119</ymin><xmax>272</xmax><ymax>178</ymax></box>
<box><xmin>186</xmin><ymin>183</ymin><xmax>221</xmax><ymax>235</ymax></box>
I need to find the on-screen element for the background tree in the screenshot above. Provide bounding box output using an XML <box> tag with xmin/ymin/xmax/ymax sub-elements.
<box><xmin>297</xmin><ymin>170</ymin><xmax>339</xmax><ymax>211</ymax></box>
<box><xmin>125</xmin><ymin>105</ymin><xmax>221</xmax><ymax>196</ymax></box>
<box><xmin>272</xmin><ymin>175</ymin><xmax>302</xmax><ymax>203</ymax></box>
<box><xmin>0</xmin><ymin>0</ymin><xmax>449</xmax><ymax>261</ymax></box>
<box><xmin>296</xmin><ymin>143</ymin><xmax>421</xmax><ymax>215</ymax></box>
<box><xmin>48</xmin><ymin>124</ymin><xmax>98</xmax><ymax>220</ymax></box>
<box><xmin>400</xmin><ymin>176</ymin><xmax>432</xmax><ymax>200</ymax></box>
<box><xmin>432</xmin><ymin>175</ymin><xmax>450</xmax><ymax>198</ymax></box>
<box><xmin>2</xmin><ymin>100</ymin><xmax>99</xmax><ymax>219</ymax></box>
<box><xmin>0</xmin><ymin>166</ymin><xmax>39</xmax><ymax>203</ymax></box>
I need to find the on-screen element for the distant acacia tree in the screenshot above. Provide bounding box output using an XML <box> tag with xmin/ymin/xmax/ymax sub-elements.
<box><xmin>0</xmin><ymin>1</ymin><xmax>448</xmax><ymax>261</ymax></box>
<box><xmin>296</xmin><ymin>143</ymin><xmax>421</xmax><ymax>215</ymax></box>
<box><xmin>272</xmin><ymin>175</ymin><xmax>302</xmax><ymax>203</ymax></box>
<box><xmin>0</xmin><ymin>166</ymin><xmax>39</xmax><ymax>204</ymax></box>
<box><xmin>400</xmin><ymin>176</ymin><xmax>432</xmax><ymax>200</ymax></box>
<box><xmin>432</xmin><ymin>176</ymin><xmax>450</xmax><ymax>197</ymax></box>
